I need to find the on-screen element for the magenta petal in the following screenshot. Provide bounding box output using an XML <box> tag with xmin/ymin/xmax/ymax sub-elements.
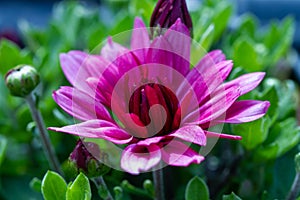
<box><xmin>224</xmin><ymin>72</ymin><xmax>265</xmax><ymax>96</ymax></box>
<box><xmin>184</xmin><ymin>60</ymin><xmax>233</xmax><ymax>104</ymax></box>
<box><xmin>121</xmin><ymin>144</ymin><xmax>161</xmax><ymax>174</ymax></box>
<box><xmin>53</xmin><ymin>86</ymin><xmax>112</xmax><ymax>122</ymax></box>
<box><xmin>101</xmin><ymin>37</ymin><xmax>128</xmax><ymax>62</ymax></box>
<box><xmin>164</xmin><ymin>18</ymin><xmax>191</xmax><ymax>75</ymax></box>
<box><xmin>218</xmin><ymin>100</ymin><xmax>270</xmax><ymax>123</ymax></box>
<box><xmin>169</xmin><ymin>125</ymin><xmax>206</xmax><ymax>146</ymax></box>
<box><xmin>131</xmin><ymin>17</ymin><xmax>150</xmax><ymax>62</ymax></box>
<box><xmin>161</xmin><ymin>140</ymin><xmax>204</xmax><ymax>166</ymax></box>
<box><xmin>48</xmin><ymin>120</ymin><xmax>133</xmax><ymax>144</ymax></box>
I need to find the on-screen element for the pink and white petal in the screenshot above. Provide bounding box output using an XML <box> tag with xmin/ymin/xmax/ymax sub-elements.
<box><xmin>205</xmin><ymin>131</ymin><xmax>242</xmax><ymax>140</ymax></box>
<box><xmin>161</xmin><ymin>140</ymin><xmax>204</xmax><ymax>166</ymax></box>
<box><xmin>121</xmin><ymin>144</ymin><xmax>161</xmax><ymax>175</ymax></box>
<box><xmin>224</xmin><ymin>72</ymin><xmax>265</xmax><ymax>96</ymax></box>
<box><xmin>60</xmin><ymin>51</ymin><xmax>111</xmax><ymax>92</ymax></box>
<box><xmin>60</xmin><ymin>51</ymin><xmax>88</xmax><ymax>86</ymax></box>
<box><xmin>198</xmin><ymin>50</ymin><xmax>226</xmax><ymax>67</ymax></box>
<box><xmin>184</xmin><ymin>84</ymin><xmax>241</xmax><ymax>124</ymax></box>
<box><xmin>137</xmin><ymin>136</ymin><xmax>173</xmax><ymax>146</ymax></box>
<box><xmin>101</xmin><ymin>37</ymin><xmax>128</xmax><ymax>62</ymax></box>
<box><xmin>53</xmin><ymin>86</ymin><xmax>112</xmax><ymax>122</ymax></box>
<box><xmin>131</xmin><ymin>17</ymin><xmax>150</xmax><ymax>62</ymax></box>
<box><xmin>217</xmin><ymin>100</ymin><xmax>270</xmax><ymax>123</ymax></box>
<box><xmin>169</xmin><ymin>125</ymin><xmax>206</xmax><ymax>146</ymax></box>
<box><xmin>48</xmin><ymin>120</ymin><xmax>133</xmax><ymax>144</ymax></box>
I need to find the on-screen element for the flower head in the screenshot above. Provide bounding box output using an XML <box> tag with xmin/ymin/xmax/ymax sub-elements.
<box><xmin>49</xmin><ymin>18</ymin><xmax>269</xmax><ymax>174</ymax></box>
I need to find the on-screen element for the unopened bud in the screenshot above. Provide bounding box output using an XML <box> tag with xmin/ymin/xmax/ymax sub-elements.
<box><xmin>5</xmin><ymin>65</ymin><xmax>40</xmax><ymax>97</ymax></box>
<box><xmin>69</xmin><ymin>139</ymin><xmax>110</xmax><ymax>178</ymax></box>
<box><xmin>150</xmin><ymin>0</ymin><xmax>193</xmax><ymax>36</ymax></box>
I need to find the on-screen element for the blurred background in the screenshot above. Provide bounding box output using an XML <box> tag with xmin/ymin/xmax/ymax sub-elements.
<box><xmin>0</xmin><ymin>0</ymin><xmax>300</xmax><ymax>200</ymax></box>
<box><xmin>1</xmin><ymin>0</ymin><xmax>299</xmax><ymax>79</ymax></box>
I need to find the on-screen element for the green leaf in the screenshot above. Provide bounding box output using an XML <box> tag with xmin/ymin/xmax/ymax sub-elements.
<box><xmin>255</xmin><ymin>118</ymin><xmax>300</xmax><ymax>160</ymax></box>
<box><xmin>238</xmin><ymin>14</ymin><xmax>258</xmax><ymax>38</ymax></box>
<box><xmin>264</xmin><ymin>17</ymin><xmax>294</xmax><ymax>66</ymax></box>
<box><xmin>232</xmin><ymin>116</ymin><xmax>271</xmax><ymax>150</ymax></box>
<box><xmin>66</xmin><ymin>173</ymin><xmax>91</xmax><ymax>200</ymax></box>
<box><xmin>256</xmin><ymin>85</ymin><xmax>279</xmax><ymax>122</ymax></box>
<box><xmin>0</xmin><ymin>40</ymin><xmax>32</xmax><ymax>74</ymax></box>
<box><xmin>29</xmin><ymin>177</ymin><xmax>42</xmax><ymax>193</ymax></box>
<box><xmin>223</xmin><ymin>192</ymin><xmax>242</xmax><ymax>200</ymax></box>
<box><xmin>0</xmin><ymin>135</ymin><xmax>8</xmax><ymax>166</ymax></box>
<box><xmin>199</xmin><ymin>24</ymin><xmax>215</xmax><ymax>51</ymax></box>
<box><xmin>41</xmin><ymin>171</ymin><xmax>67</xmax><ymax>200</ymax></box>
<box><xmin>233</xmin><ymin>38</ymin><xmax>263</xmax><ymax>72</ymax></box>
<box><xmin>185</xmin><ymin>177</ymin><xmax>209</xmax><ymax>200</ymax></box>
<box><xmin>129</xmin><ymin>0</ymin><xmax>155</xmax><ymax>22</ymax></box>
<box><xmin>212</xmin><ymin>2</ymin><xmax>232</xmax><ymax>41</ymax></box>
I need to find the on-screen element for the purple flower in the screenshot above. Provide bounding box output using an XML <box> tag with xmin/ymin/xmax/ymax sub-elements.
<box><xmin>49</xmin><ymin>18</ymin><xmax>269</xmax><ymax>174</ymax></box>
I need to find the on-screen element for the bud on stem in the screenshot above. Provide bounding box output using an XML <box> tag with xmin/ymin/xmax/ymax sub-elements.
<box><xmin>5</xmin><ymin>65</ymin><xmax>40</xmax><ymax>97</ymax></box>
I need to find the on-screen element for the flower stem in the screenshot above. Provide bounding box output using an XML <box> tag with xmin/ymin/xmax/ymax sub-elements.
<box><xmin>26</xmin><ymin>93</ymin><xmax>62</xmax><ymax>175</ymax></box>
<box><xmin>93</xmin><ymin>176</ymin><xmax>114</xmax><ymax>200</ymax></box>
<box><xmin>152</xmin><ymin>168</ymin><xmax>165</xmax><ymax>200</ymax></box>
<box><xmin>286</xmin><ymin>172</ymin><xmax>300</xmax><ymax>200</ymax></box>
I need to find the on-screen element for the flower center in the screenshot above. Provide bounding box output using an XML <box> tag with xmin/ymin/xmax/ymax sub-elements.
<box><xmin>128</xmin><ymin>83</ymin><xmax>180</xmax><ymax>137</ymax></box>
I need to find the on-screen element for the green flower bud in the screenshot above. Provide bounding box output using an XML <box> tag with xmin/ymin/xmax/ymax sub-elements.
<box><xmin>5</xmin><ymin>65</ymin><xmax>40</xmax><ymax>97</ymax></box>
<box><xmin>295</xmin><ymin>152</ymin><xmax>300</xmax><ymax>173</ymax></box>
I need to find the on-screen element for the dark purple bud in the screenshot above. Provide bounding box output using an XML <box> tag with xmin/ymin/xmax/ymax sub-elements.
<box><xmin>150</xmin><ymin>0</ymin><xmax>193</xmax><ymax>36</ymax></box>
<box><xmin>69</xmin><ymin>139</ymin><xmax>110</xmax><ymax>178</ymax></box>
<box><xmin>0</xmin><ymin>30</ymin><xmax>24</xmax><ymax>48</ymax></box>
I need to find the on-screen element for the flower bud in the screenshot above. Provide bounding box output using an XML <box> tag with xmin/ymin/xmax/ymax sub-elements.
<box><xmin>295</xmin><ymin>152</ymin><xmax>300</xmax><ymax>173</ymax></box>
<box><xmin>69</xmin><ymin>139</ymin><xmax>110</xmax><ymax>178</ymax></box>
<box><xmin>150</xmin><ymin>0</ymin><xmax>193</xmax><ymax>35</ymax></box>
<box><xmin>5</xmin><ymin>65</ymin><xmax>40</xmax><ymax>97</ymax></box>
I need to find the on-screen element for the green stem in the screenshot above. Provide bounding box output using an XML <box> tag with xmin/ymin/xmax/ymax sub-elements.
<box><xmin>152</xmin><ymin>168</ymin><xmax>165</xmax><ymax>200</ymax></box>
<box><xmin>93</xmin><ymin>176</ymin><xmax>114</xmax><ymax>200</ymax></box>
<box><xmin>26</xmin><ymin>93</ymin><xmax>62</xmax><ymax>175</ymax></box>
<box><xmin>286</xmin><ymin>172</ymin><xmax>300</xmax><ymax>200</ymax></box>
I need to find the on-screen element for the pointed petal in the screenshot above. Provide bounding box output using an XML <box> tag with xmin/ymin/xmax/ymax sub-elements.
<box><xmin>101</xmin><ymin>37</ymin><xmax>128</xmax><ymax>62</ymax></box>
<box><xmin>48</xmin><ymin>120</ymin><xmax>133</xmax><ymax>144</ymax></box>
<box><xmin>53</xmin><ymin>86</ymin><xmax>112</xmax><ymax>122</ymax></box>
<box><xmin>60</xmin><ymin>51</ymin><xmax>111</xmax><ymax>92</ymax></box>
<box><xmin>60</xmin><ymin>51</ymin><xmax>88</xmax><ymax>86</ymax></box>
<box><xmin>131</xmin><ymin>17</ymin><xmax>150</xmax><ymax>48</ymax></box>
<box><xmin>218</xmin><ymin>100</ymin><xmax>270</xmax><ymax>123</ymax></box>
<box><xmin>205</xmin><ymin>131</ymin><xmax>242</xmax><ymax>140</ymax></box>
<box><xmin>224</xmin><ymin>72</ymin><xmax>265</xmax><ymax>96</ymax></box>
<box><xmin>121</xmin><ymin>144</ymin><xmax>161</xmax><ymax>174</ymax></box>
<box><xmin>164</xmin><ymin>18</ymin><xmax>191</xmax><ymax>75</ymax></box>
<box><xmin>185</xmin><ymin>84</ymin><xmax>241</xmax><ymax>125</ymax></box>
<box><xmin>161</xmin><ymin>140</ymin><xmax>204</xmax><ymax>166</ymax></box>
<box><xmin>169</xmin><ymin>125</ymin><xmax>206</xmax><ymax>146</ymax></box>
<box><xmin>146</xmin><ymin>36</ymin><xmax>190</xmax><ymax>77</ymax></box>
<box><xmin>183</xmin><ymin>59</ymin><xmax>233</xmax><ymax>104</ymax></box>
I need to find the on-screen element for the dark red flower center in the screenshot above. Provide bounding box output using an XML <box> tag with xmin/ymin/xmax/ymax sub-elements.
<box><xmin>128</xmin><ymin>83</ymin><xmax>181</xmax><ymax>137</ymax></box>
